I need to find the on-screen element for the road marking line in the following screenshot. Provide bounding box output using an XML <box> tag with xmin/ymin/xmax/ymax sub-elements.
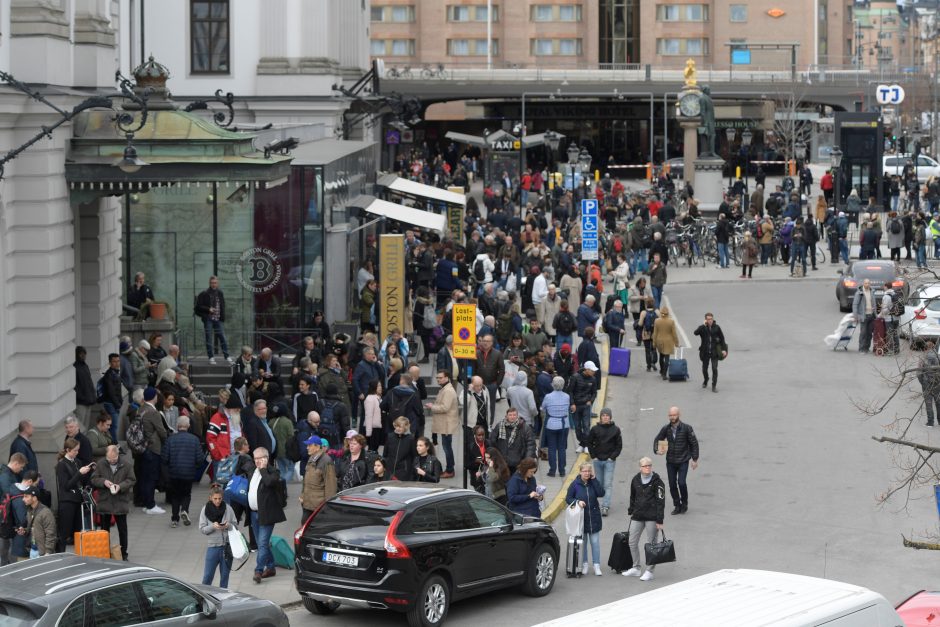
<box><xmin>663</xmin><ymin>294</ymin><xmax>691</xmax><ymax>348</ymax></box>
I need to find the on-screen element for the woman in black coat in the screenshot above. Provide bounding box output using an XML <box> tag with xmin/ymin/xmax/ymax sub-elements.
<box><xmin>464</xmin><ymin>425</ymin><xmax>488</xmax><ymax>493</ymax></box>
<box><xmin>56</xmin><ymin>437</ymin><xmax>94</xmax><ymax>549</ymax></box>
<box><xmin>412</xmin><ymin>437</ymin><xmax>442</xmax><ymax>483</ymax></box>
<box><xmin>383</xmin><ymin>417</ymin><xmax>416</xmax><ymax>481</ymax></box>
<box><xmin>336</xmin><ymin>434</ymin><xmax>372</xmax><ymax>490</ymax></box>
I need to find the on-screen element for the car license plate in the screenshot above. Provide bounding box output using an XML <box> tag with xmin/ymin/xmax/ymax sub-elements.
<box><xmin>322</xmin><ymin>551</ymin><xmax>358</xmax><ymax>567</ymax></box>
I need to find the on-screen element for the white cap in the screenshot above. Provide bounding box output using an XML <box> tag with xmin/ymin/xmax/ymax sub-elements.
<box><xmin>584</xmin><ymin>361</ymin><xmax>599</xmax><ymax>372</ymax></box>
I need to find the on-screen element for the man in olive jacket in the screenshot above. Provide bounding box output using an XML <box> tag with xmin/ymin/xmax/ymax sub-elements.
<box><xmin>299</xmin><ymin>436</ymin><xmax>336</xmax><ymax>522</ymax></box>
<box><xmin>138</xmin><ymin>387</ymin><xmax>167</xmax><ymax>514</ymax></box>
<box><xmin>23</xmin><ymin>487</ymin><xmax>57</xmax><ymax>557</ymax></box>
<box><xmin>248</xmin><ymin>447</ymin><xmax>286</xmax><ymax>583</ymax></box>
<box><xmin>90</xmin><ymin>445</ymin><xmax>136</xmax><ymax>560</ymax></box>
<box><xmin>653</xmin><ymin>406</ymin><xmax>699</xmax><ymax>515</ymax></box>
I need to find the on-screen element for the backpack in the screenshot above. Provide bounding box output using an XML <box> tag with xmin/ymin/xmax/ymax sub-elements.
<box><xmin>890</xmin><ymin>219</ymin><xmax>902</xmax><ymax>235</ymax></box>
<box><xmin>320</xmin><ymin>400</ymin><xmax>339</xmax><ymax>437</ymax></box>
<box><xmin>555</xmin><ymin>311</ymin><xmax>575</xmax><ymax>335</ymax></box>
<box><xmin>95</xmin><ymin>375</ymin><xmax>106</xmax><ymax>404</ymax></box>
<box><xmin>422</xmin><ymin>303</ymin><xmax>437</xmax><ymax>330</ymax></box>
<box><xmin>642</xmin><ymin>310</ymin><xmax>658</xmax><ymax>339</ymax></box>
<box><xmin>0</xmin><ymin>493</ymin><xmax>24</xmax><ymax>539</ymax></box>
<box><xmin>496</xmin><ymin>310</ymin><xmax>514</xmax><ymax>346</ymax></box>
<box><xmin>286</xmin><ymin>429</ymin><xmax>302</xmax><ymax>463</ymax></box>
<box><xmin>125</xmin><ymin>418</ymin><xmax>148</xmax><ymax>455</ymax></box>
<box><xmin>613</xmin><ymin>237</ymin><xmax>623</xmax><ymax>253</ymax></box>
<box><xmin>838</xmin><ymin>220</ymin><xmax>848</xmax><ymax>238</ymax></box>
<box><xmin>473</xmin><ymin>258</ymin><xmax>486</xmax><ymax>282</ymax></box>
<box><xmin>890</xmin><ymin>291</ymin><xmax>904</xmax><ymax>317</ymax></box>
<box><xmin>214</xmin><ymin>453</ymin><xmax>239</xmax><ymax>485</ymax></box>
<box><xmin>428</xmin><ymin>325</ymin><xmax>445</xmax><ymax>352</ymax></box>
<box><xmin>756</xmin><ymin>222</ymin><xmax>763</xmax><ymax>239</ymax></box>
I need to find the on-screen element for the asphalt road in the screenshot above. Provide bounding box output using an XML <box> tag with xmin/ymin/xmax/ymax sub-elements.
<box><xmin>287</xmin><ymin>278</ymin><xmax>938</xmax><ymax>626</ymax></box>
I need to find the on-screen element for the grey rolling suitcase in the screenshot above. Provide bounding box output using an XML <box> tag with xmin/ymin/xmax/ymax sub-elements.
<box><xmin>565</xmin><ymin>534</ymin><xmax>583</xmax><ymax>578</ymax></box>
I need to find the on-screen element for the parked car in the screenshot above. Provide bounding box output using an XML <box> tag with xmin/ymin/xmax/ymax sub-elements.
<box><xmin>0</xmin><ymin>554</ymin><xmax>289</xmax><ymax>626</ymax></box>
<box><xmin>836</xmin><ymin>260</ymin><xmax>908</xmax><ymax>312</ymax></box>
<box><xmin>294</xmin><ymin>483</ymin><xmax>559</xmax><ymax>627</ymax></box>
<box><xmin>899</xmin><ymin>283</ymin><xmax>940</xmax><ymax>348</ymax></box>
<box><xmin>896</xmin><ymin>590</ymin><xmax>940</xmax><ymax>627</ymax></box>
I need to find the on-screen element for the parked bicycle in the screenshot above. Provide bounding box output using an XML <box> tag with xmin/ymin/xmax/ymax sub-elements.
<box><xmin>386</xmin><ymin>66</ymin><xmax>413</xmax><ymax>79</ymax></box>
<box><xmin>421</xmin><ymin>63</ymin><xmax>447</xmax><ymax>79</ymax></box>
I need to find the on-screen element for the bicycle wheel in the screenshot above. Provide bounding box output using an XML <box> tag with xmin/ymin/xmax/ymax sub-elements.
<box><xmin>732</xmin><ymin>243</ymin><xmax>742</xmax><ymax>266</ymax></box>
<box><xmin>668</xmin><ymin>244</ymin><xmax>680</xmax><ymax>265</ymax></box>
<box><xmin>421</xmin><ymin>68</ymin><xmax>433</xmax><ymax>80</ymax></box>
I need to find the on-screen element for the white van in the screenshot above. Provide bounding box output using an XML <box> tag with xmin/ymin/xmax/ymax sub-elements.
<box><xmin>532</xmin><ymin>569</ymin><xmax>904</xmax><ymax>627</ymax></box>
<box><xmin>883</xmin><ymin>154</ymin><xmax>940</xmax><ymax>183</ymax></box>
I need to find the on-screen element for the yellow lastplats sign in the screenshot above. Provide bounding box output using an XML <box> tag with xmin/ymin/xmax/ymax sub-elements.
<box><xmin>452</xmin><ymin>303</ymin><xmax>477</xmax><ymax>359</ymax></box>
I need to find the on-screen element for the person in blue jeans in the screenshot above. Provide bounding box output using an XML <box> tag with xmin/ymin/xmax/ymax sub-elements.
<box><xmin>567</xmin><ymin>363</ymin><xmax>598</xmax><ymax>453</ymax></box>
<box><xmin>194</xmin><ymin>276</ymin><xmax>232</xmax><ymax>365</ymax></box>
<box><xmin>540</xmin><ymin>376</ymin><xmax>571</xmax><ymax>477</ymax></box>
<box><xmin>247</xmin><ymin>447</ymin><xmax>286</xmax><ymax>584</ymax></box>
<box><xmin>587</xmin><ymin>408</ymin><xmax>622</xmax><ymax>517</ymax></box>
<box><xmin>565</xmin><ymin>463</ymin><xmax>605</xmax><ymax>576</ymax></box>
<box><xmin>200</xmin><ymin>484</ymin><xmax>238</xmax><ymax>588</ymax></box>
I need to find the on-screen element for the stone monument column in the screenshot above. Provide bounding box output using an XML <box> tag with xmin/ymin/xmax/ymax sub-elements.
<box><xmin>680</xmin><ymin>119</ymin><xmax>700</xmax><ymax>187</ymax></box>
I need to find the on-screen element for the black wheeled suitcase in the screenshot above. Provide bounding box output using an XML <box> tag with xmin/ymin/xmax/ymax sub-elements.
<box><xmin>565</xmin><ymin>535</ymin><xmax>583</xmax><ymax>578</ymax></box>
<box><xmin>607</xmin><ymin>531</ymin><xmax>633</xmax><ymax>573</ymax></box>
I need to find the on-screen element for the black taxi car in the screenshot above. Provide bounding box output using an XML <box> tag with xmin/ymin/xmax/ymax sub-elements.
<box><xmin>293</xmin><ymin>483</ymin><xmax>559</xmax><ymax>627</ymax></box>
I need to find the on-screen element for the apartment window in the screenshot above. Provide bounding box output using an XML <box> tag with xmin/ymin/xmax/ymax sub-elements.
<box><xmin>657</xmin><ymin>38</ymin><xmax>708</xmax><ymax>55</ymax></box>
<box><xmin>191</xmin><ymin>0</ymin><xmax>229</xmax><ymax>74</ymax></box>
<box><xmin>371</xmin><ymin>6</ymin><xmax>415</xmax><ymax>22</ymax></box>
<box><xmin>532</xmin><ymin>5</ymin><xmax>554</xmax><ymax>21</ymax></box>
<box><xmin>656</xmin><ymin>5</ymin><xmax>708</xmax><ymax>22</ymax></box>
<box><xmin>448</xmin><ymin>39</ymin><xmax>497</xmax><ymax>56</ymax></box>
<box><xmin>531</xmin><ymin>38</ymin><xmax>582</xmax><ymax>56</ymax></box>
<box><xmin>372</xmin><ymin>39</ymin><xmax>416</xmax><ymax>56</ymax></box>
<box><xmin>448</xmin><ymin>5</ymin><xmax>498</xmax><ymax>22</ymax></box>
<box><xmin>390</xmin><ymin>39</ymin><xmax>414</xmax><ymax>55</ymax></box>
<box><xmin>729</xmin><ymin>5</ymin><xmax>747</xmax><ymax>22</ymax></box>
<box><xmin>558</xmin><ymin>5</ymin><xmax>582</xmax><ymax>21</ymax></box>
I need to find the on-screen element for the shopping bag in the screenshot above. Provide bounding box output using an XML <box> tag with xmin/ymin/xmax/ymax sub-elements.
<box><xmin>228</xmin><ymin>528</ymin><xmax>248</xmax><ymax>560</ymax></box>
<box><xmin>564</xmin><ymin>502</ymin><xmax>584</xmax><ymax>538</ymax></box>
<box><xmin>223</xmin><ymin>474</ymin><xmax>249</xmax><ymax>507</ymax></box>
<box><xmin>644</xmin><ymin>530</ymin><xmax>676</xmax><ymax>566</ymax></box>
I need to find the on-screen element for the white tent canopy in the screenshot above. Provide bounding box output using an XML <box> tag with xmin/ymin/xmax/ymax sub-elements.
<box><xmin>377</xmin><ymin>174</ymin><xmax>466</xmax><ymax>207</ymax></box>
<box><xmin>349</xmin><ymin>195</ymin><xmax>447</xmax><ymax>233</ymax></box>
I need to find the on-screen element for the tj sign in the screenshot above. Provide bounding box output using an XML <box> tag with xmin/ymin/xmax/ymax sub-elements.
<box><xmin>875</xmin><ymin>84</ymin><xmax>906</xmax><ymax>106</ymax></box>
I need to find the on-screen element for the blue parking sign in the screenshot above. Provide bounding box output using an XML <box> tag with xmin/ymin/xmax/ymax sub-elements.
<box><xmin>581</xmin><ymin>199</ymin><xmax>599</xmax><ymax>260</ymax></box>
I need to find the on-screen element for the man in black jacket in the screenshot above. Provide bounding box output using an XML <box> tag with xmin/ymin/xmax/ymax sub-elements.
<box><xmin>247</xmin><ymin>447</ymin><xmax>286</xmax><ymax>583</ymax></box>
<box><xmin>623</xmin><ymin>456</ymin><xmax>665</xmax><ymax>581</ymax></box>
<box><xmin>194</xmin><ymin>276</ymin><xmax>231</xmax><ymax>364</ymax></box>
<box><xmin>100</xmin><ymin>354</ymin><xmax>124</xmax><ymax>441</ymax></box>
<box><xmin>567</xmin><ymin>362</ymin><xmax>598</xmax><ymax>453</ymax></box>
<box><xmin>160</xmin><ymin>416</ymin><xmax>203</xmax><ymax>528</ymax></box>
<box><xmin>74</xmin><ymin>347</ymin><xmax>97</xmax><ymax>429</ymax></box>
<box><xmin>487</xmin><ymin>408</ymin><xmax>536</xmax><ymax>474</ymax></box>
<box><xmin>693</xmin><ymin>313</ymin><xmax>727</xmax><ymax>393</ymax></box>
<box><xmin>587</xmin><ymin>408</ymin><xmax>622</xmax><ymax>517</ymax></box>
<box><xmin>381</xmin><ymin>375</ymin><xmax>424</xmax><ymax>436</ymax></box>
<box><xmin>653</xmin><ymin>407</ymin><xmax>699</xmax><ymax>515</ymax></box>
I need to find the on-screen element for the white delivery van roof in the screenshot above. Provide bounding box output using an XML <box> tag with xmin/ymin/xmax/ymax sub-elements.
<box><xmin>533</xmin><ymin>569</ymin><xmax>903</xmax><ymax>627</ymax></box>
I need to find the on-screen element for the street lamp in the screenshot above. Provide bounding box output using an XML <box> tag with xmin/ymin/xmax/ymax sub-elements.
<box><xmin>725</xmin><ymin>128</ymin><xmax>737</xmax><ymax>189</ymax></box>
<box><xmin>579</xmin><ymin>148</ymin><xmax>592</xmax><ymax>196</ymax></box>
<box><xmin>830</xmin><ymin>146</ymin><xmax>843</xmax><ymax>212</ymax></box>
<box><xmin>741</xmin><ymin>128</ymin><xmax>753</xmax><ymax>196</ymax></box>
<box><xmin>544</xmin><ymin>130</ymin><xmax>560</xmax><ymax>210</ymax></box>
<box><xmin>567</xmin><ymin>142</ymin><xmax>580</xmax><ymax>191</ymax></box>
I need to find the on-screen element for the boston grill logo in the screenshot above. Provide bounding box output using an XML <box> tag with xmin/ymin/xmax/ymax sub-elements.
<box><xmin>235</xmin><ymin>247</ymin><xmax>283</xmax><ymax>294</ymax></box>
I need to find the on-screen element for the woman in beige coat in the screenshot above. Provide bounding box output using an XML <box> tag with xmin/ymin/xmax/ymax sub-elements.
<box><xmin>652</xmin><ymin>305</ymin><xmax>680</xmax><ymax>380</ymax></box>
<box><xmin>426</xmin><ymin>370</ymin><xmax>459</xmax><ymax>478</ymax></box>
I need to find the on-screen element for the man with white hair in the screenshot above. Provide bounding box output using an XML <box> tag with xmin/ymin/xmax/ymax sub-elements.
<box><xmin>161</xmin><ymin>415</ymin><xmax>203</xmax><ymax>528</ymax></box>
<box><xmin>577</xmin><ymin>294</ymin><xmax>600</xmax><ymax>338</ymax></box>
<box><xmin>604</xmin><ymin>300</ymin><xmax>627</xmax><ymax>348</ymax></box>
<box><xmin>156</xmin><ymin>344</ymin><xmax>181</xmax><ymax>381</ymax></box>
<box><xmin>129</xmin><ymin>339</ymin><xmax>151</xmax><ymax>389</ymax></box>
<box><xmin>538</xmin><ymin>283</ymin><xmax>562</xmax><ymax>342</ymax></box>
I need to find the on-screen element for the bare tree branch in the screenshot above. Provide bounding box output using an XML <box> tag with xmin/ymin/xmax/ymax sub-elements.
<box><xmin>871</xmin><ymin>435</ymin><xmax>940</xmax><ymax>454</ymax></box>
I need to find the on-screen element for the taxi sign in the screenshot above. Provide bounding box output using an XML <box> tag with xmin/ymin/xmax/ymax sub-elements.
<box><xmin>452</xmin><ymin>303</ymin><xmax>477</xmax><ymax>359</ymax></box>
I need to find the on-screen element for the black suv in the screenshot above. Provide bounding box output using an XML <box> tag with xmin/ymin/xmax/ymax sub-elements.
<box><xmin>294</xmin><ymin>483</ymin><xmax>559</xmax><ymax>627</ymax></box>
<box><xmin>0</xmin><ymin>555</ymin><xmax>288</xmax><ymax>626</ymax></box>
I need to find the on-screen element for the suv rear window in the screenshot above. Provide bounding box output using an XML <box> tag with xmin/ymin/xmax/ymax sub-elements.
<box><xmin>311</xmin><ymin>503</ymin><xmax>398</xmax><ymax>534</ymax></box>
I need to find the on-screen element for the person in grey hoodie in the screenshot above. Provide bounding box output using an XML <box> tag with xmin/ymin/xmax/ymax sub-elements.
<box><xmin>506</xmin><ymin>371</ymin><xmax>539</xmax><ymax>434</ymax></box>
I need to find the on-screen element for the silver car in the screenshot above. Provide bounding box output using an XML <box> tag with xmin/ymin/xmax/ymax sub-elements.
<box><xmin>0</xmin><ymin>555</ymin><xmax>288</xmax><ymax>626</ymax></box>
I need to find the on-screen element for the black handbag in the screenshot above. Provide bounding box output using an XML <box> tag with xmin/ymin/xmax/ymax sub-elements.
<box><xmin>644</xmin><ymin>530</ymin><xmax>676</xmax><ymax>566</ymax></box>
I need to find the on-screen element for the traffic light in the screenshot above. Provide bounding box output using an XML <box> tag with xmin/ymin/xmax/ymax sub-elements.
<box><xmin>899</xmin><ymin>136</ymin><xmax>907</xmax><ymax>153</ymax></box>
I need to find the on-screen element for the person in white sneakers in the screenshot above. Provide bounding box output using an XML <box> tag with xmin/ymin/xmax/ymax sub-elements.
<box><xmin>565</xmin><ymin>462</ymin><xmax>605</xmax><ymax>577</ymax></box>
<box><xmin>623</xmin><ymin>456</ymin><xmax>665</xmax><ymax>581</ymax></box>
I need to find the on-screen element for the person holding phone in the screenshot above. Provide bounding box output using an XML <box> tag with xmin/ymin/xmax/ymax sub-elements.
<box><xmin>199</xmin><ymin>484</ymin><xmax>238</xmax><ymax>588</ymax></box>
<box><xmin>565</xmin><ymin>462</ymin><xmax>605</xmax><ymax>577</ymax></box>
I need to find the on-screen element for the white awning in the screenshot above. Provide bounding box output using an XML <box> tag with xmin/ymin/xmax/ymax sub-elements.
<box><xmin>350</xmin><ymin>195</ymin><xmax>447</xmax><ymax>233</ymax></box>
<box><xmin>444</xmin><ymin>131</ymin><xmax>487</xmax><ymax>148</ymax></box>
<box><xmin>377</xmin><ymin>174</ymin><xmax>466</xmax><ymax>207</ymax></box>
<box><xmin>522</xmin><ymin>131</ymin><xmax>566</xmax><ymax>148</ymax></box>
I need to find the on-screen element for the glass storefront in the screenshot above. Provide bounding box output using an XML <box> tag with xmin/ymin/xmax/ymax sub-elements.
<box><xmin>123</xmin><ymin>142</ymin><xmax>375</xmax><ymax>355</ymax></box>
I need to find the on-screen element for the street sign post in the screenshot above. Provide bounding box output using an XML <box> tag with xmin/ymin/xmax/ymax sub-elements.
<box><xmin>452</xmin><ymin>303</ymin><xmax>478</xmax><ymax>489</ymax></box>
<box><xmin>581</xmin><ymin>198</ymin><xmax>599</xmax><ymax>261</ymax></box>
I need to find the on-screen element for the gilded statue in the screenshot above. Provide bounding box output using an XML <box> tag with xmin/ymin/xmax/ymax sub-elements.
<box><xmin>683</xmin><ymin>58</ymin><xmax>697</xmax><ymax>87</ymax></box>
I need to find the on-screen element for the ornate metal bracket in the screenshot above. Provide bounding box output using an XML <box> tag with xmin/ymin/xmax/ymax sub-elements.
<box><xmin>0</xmin><ymin>70</ymin><xmax>150</xmax><ymax>180</ymax></box>
<box><xmin>183</xmin><ymin>89</ymin><xmax>236</xmax><ymax>128</ymax></box>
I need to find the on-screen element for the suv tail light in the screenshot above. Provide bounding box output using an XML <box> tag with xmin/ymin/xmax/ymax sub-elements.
<box><xmin>294</xmin><ymin>501</ymin><xmax>326</xmax><ymax>548</ymax></box>
<box><xmin>384</xmin><ymin>511</ymin><xmax>411</xmax><ymax>559</ymax></box>
<box><xmin>915</xmin><ymin>308</ymin><xmax>927</xmax><ymax>320</ymax></box>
